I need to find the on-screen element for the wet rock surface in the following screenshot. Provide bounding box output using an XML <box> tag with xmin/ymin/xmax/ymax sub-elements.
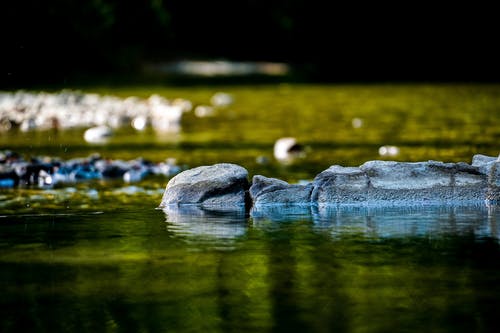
<box><xmin>0</xmin><ymin>150</ymin><xmax>181</xmax><ymax>188</ymax></box>
<box><xmin>486</xmin><ymin>161</ymin><xmax>500</xmax><ymax>204</ymax></box>
<box><xmin>312</xmin><ymin>165</ymin><xmax>370</xmax><ymax>203</ymax></box>
<box><xmin>160</xmin><ymin>154</ymin><xmax>499</xmax><ymax>209</ymax></box>
<box><xmin>159</xmin><ymin>163</ymin><xmax>249</xmax><ymax>207</ymax></box>
<box><xmin>250</xmin><ymin>175</ymin><xmax>312</xmax><ymax>205</ymax></box>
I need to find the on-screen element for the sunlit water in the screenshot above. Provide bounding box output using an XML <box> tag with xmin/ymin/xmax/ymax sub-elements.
<box><xmin>1</xmin><ymin>84</ymin><xmax>500</xmax><ymax>332</ymax></box>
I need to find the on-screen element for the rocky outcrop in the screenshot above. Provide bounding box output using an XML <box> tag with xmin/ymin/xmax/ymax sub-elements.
<box><xmin>250</xmin><ymin>175</ymin><xmax>312</xmax><ymax>205</ymax></box>
<box><xmin>357</xmin><ymin>160</ymin><xmax>485</xmax><ymax>204</ymax></box>
<box><xmin>159</xmin><ymin>163</ymin><xmax>249</xmax><ymax>207</ymax></box>
<box><xmin>159</xmin><ymin>154</ymin><xmax>500</xmax><ymax>209</ymax></box>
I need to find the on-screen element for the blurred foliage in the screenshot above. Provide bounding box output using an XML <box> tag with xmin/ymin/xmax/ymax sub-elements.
<box><xmin>2</xmin><ymin>1</ymin><xmax>500</xmax><ymax>87</ymax></box>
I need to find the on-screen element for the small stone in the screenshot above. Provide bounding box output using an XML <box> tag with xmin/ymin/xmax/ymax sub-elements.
<box><xmin>472</xmin><ymin>154</ymin><xmax>498</xmax><ymax>175</ymax></box>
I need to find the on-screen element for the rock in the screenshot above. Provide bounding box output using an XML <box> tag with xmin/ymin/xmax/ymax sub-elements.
<box><xmin>361</xmin><ymin>161</ymin><xmax>453</xmax><ymax>189</ymax></box>
<box><xmin>472</xmin><ymin>154</ymin><xmax>497</xmax><ymax>175</ymax></box>
<box><xmin>159</xmin><ymin>163</ymin><xmax>249</xmax><ymax>207</ymax></box>
<box><xmin>453</xmin><ymin>162</ymin><xmax>488</xmax><ymax>201</ymax></box>
<box><xmin>357</xmin><ymin>160</ymin><xmax>486</xmax><ymax>203</ymax></box>
<box><xmin>249</xmin><ymin>175</ymin><xmax>312</xmax><ymax>206</ymax></box>
<box><xmin>378</xmin><ymin>145</ymin><xmax>400</xmax><ymax>157</ymax></box>
<box><xmin>0</xmin><ymin>150</ymin><xmax>182</xmax><ymax>188</ymax></box>
<box><xmin>311</xmin><ymin>165</ymin><xmax>370</xmax><ymax>204</ymax></box>
<box><xmin>160</xmin><ymin>155</ymin><xmax>499</xmax><ymax>208</ymax></box>
<box><xmin>210</xmin><ymin>92</ymin><xmax>234</xmax><ymax>107</ymax></box>
<box><xmin>273</xmin><ymin>137</ymin><xmax>305</xmax><ymax>162</ymax></box>
<box><xmin>84</xmin><ymin>125</ymin><xmax>112</xmax><ymax>143</ymax></box>
<box><xmin>472</xmin><ymin>154</ymin><xmax>497</xmax><ymax>166</ymax></box>
<box><xmin>310</xmin><ymin>161</ymin><xmax>487</xmax><ymax>205</ymax></box>
<box><xmin>486</xmin><ymin>161</ymin><xmax>500</xmax><ymax>204</ymax></box>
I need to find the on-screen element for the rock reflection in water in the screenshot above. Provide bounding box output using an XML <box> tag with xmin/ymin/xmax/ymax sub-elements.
<box><xmin>251</xmin><ymin>205</ymin><xmax>312</xmax><ymax>223</ymax></box>
<box><xmin>251</xmin><ymin>204</ymin><xmax>500</xmax><ymax>240</ymax></box>
<box><xmin>162</xmin><ymin>205</ymin><xmax>247</xmax><ymax>244</ymax></box>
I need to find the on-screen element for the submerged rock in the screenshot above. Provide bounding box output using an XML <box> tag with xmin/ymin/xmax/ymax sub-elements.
<box><xmin>159</xmin><ymin>163</ymin><xmax>249</xmax><ymax>207</ymax></box>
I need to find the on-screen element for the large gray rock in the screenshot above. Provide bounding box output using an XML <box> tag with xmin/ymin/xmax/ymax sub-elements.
<box><xmin>159</xmin><ymin>163</ymin><xmax>249</xmax><ymax>207</ymax></box>
<box><xmin>310</xmin><ymin>161</ymin><xmax>487</xmax><ymax>205</ymax></box>
<box><xmin>311</xmin><ymin>165</ymin><xmax>370</xmax><ymax>204</ymax></box>
<box><xmin>250</xmin><ymin>175</ymin><xmax>312</xmax><ymax>206</ymax></box>
<box><xmin>159</xmin><ymin>155</ymin><xmax>499</xmax><ymax>209</ymax></box>
<box><xmin>358</xmin><ymin>160</ymin><xmax>486</xmax><ymax>203</ymax></box>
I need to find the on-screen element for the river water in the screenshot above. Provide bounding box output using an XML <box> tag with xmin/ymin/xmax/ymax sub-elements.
<box><xmin>1</xmin><ymin>84</ymin><xmax>500</xmax><ymax>332</ymax></box>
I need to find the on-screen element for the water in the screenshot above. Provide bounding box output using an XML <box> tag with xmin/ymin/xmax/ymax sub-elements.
<box><xmin>1</xmin><ymin>206</ymin><xmax>499</xmax><ymax>332</ymax></box>
<box><xmin>1</xmin><ymin>84</ymin><xmax>500</xmax><ymax>332</ymax></box>
<box><xmin>2</xmin><ymin>84</ymin><xmax>499</xmax><ymax>181</ymax></box>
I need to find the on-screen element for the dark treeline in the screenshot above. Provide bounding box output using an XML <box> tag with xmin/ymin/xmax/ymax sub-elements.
<box><xmin>2</xmin><ymin>1</ymin><xmax>499</xmax><ymax>87</ymax></box>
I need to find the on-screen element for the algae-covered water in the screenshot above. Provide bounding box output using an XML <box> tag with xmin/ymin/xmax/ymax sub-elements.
<box><xmin>1</xmin><ymin>84</ymin><xmax>500</xmax><ymax>332</ymax></box>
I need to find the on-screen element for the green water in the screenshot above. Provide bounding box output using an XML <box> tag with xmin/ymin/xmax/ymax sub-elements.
<box><xmin>1</xmin><ymin>207</ymin><xmax>499</xmax><ymax>332</ymax></box>
<box><xmin>2</xmin><ymin>84</ymin><xmax>500</xmax><ymax>183</ymax></box>
<box><xmin>1</xmin><ymin>84</ymin><xmax>500</xmax><ymax>332</ymax></box>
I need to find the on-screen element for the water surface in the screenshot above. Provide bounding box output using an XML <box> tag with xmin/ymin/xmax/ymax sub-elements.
<box><xmin>1</xmin><ymin>84</ymin><xmax>500</xmax><ymax>332</ymax></box>
<box><xmin>1</xmin><ymin>205</ymin><xmax>499</xmax><ymax>332</ymax></box>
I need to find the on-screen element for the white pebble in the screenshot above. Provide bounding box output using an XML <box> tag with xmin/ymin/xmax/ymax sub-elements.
<box><xmin>84</xmin><ymin>126</ymin><xmax>113</xmax><ymax>143</ymax></box>
<box><xmin>194</xmin><ymin>105</ymin><xmax>215</xmax><ymax>118</ymax></box>
<box><xmin>378</xmin><ymin>145</ymin><xmax>400</xmax><ymax>157</ymax></box>
<box><xmin>132</xmin><ymin>116</ymin><xmax>147</xmax><ymax>131</ymax></box>
<box><xmin>210</xmin><ymin>92</ymin><xmax>233</xmax><ymax>107</ymax></box>
<box><xmin>352</xmin><ymin>117</ymin><xmax>363</xmax><ymax>128</ymax></box>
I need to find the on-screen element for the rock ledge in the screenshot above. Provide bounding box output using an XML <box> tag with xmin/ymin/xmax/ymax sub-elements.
<box><xmin>159</xmin><ymin>154</ymin><xmax>500</xmax><ymax>208</ymax></box>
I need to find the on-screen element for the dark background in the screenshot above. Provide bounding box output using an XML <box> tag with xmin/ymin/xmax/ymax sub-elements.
<box><xmin>2</xmin><ymin>0</ymin><xmax>499</xmax><ymax>87</ymax></box>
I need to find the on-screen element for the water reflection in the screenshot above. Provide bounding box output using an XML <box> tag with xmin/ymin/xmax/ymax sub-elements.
<box><xmin>1</xmin><ymin>205</ymin><xmax>500</xmax><ymax>332</ymax></box>
<box><xmin>162</xmin><ymin>205</ymin><xmax>247</xmax><ymax>244</ymax></box>
<box><xmin>251</xmin><ymin>204</ymin><xmax>312</xmax><ymax>223</ymax></box>
<box><xmin>251</xmin><ymin>204</ymin><xmax>500</xmax><ymax>241</ymax></box>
